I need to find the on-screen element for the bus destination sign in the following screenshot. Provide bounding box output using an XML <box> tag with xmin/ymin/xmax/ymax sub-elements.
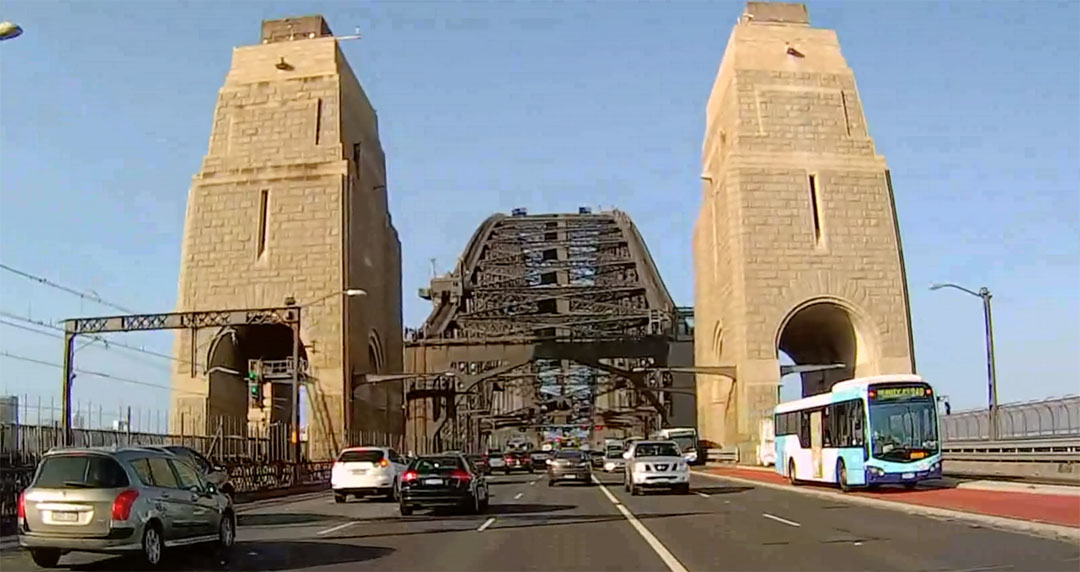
<box><xmin>871</xmin><ymin>385</ymin><xmax>930</xmax><ymax>401</ymax></box>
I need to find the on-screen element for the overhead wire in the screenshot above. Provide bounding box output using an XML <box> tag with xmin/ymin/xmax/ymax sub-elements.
<box><xmin>0</xmin><ymin>262</ymin><xmax>136</xmax><ymax>313</ymax></box>
<box><xmin>0</xmin><ymin>350</ymin><xmax>200</xmax><ymax>396</ymax></box>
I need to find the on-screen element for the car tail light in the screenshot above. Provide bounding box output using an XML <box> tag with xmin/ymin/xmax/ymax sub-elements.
<box><xmin>379</xmin><ymin>458</ymin><xmax>390</xmax><ymax>468</ymax></box>
<box><xmin>450</xmin><ymin>469</ymin><xmax>472</xmax><ymax>481</ymax></box>
<box><xmin>111</xmin><ymin>489</ymin><xmax>139</xmax><ymax>521</ymax></box>
<box><xmin>402</xmin><ymin>470</ymin><xmax>418</xmax><ymax>482</ymax></box>
<box><xmin>17</xmin><ymin>491</ymin><xmax>26</xmax><ymax>519</ymax></box>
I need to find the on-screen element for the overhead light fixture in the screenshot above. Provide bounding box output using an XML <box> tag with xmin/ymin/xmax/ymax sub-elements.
<box><xmin>275</xmin><ymin>57</ymin><xmax>293</xmax><ymax>71</ymax></box>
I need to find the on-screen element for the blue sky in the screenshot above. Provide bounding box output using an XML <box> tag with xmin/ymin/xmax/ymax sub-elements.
<box><xmin>0</xmin><ymin>1</ymin><xmax>1077</xmax><ymax>427</ymax></box>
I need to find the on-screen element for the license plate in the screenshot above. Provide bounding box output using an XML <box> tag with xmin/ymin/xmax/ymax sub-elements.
<box><xmin>902</xmin><ymin>472</ymin><xmax>915</xmax><ymax>479</ymax></box>
<box><xmin>352</xmin><ymin>469</ymin><xmax>367</xmax><ymax>475</ymax></box>
<box><xmin>52</xmin><ymin>511</ymin><xmax>78</xmax><ymax>522</ymax></box>
<box><xmin>423</xmin><ymin>478</ymin><xmax>443</xmax><ymax>485</ymax></box>
<box><xmin>565</xmin><ymin>474</ymin><xmax>577</xmax><ymax>479</ymax></box>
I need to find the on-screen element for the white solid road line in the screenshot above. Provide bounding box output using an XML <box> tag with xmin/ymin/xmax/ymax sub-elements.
<box><xmin>592</xmin><ymin>476</ymin><xmax>689</xmax><ymax>572</ymax></box>
<box><xmin>477</xmin><ymin>517</ymin><xmax>496</xmax><ymax>532</ymax></box>
<box><xmin>696</xmin><ymin>492</ymin><xmax>710</xmax><ymax>498</ymax></box>
<box><xmin>514</xmin><ymin>492</ymin><xmax>524</xmax><ymax>500</ymax></box>
<box><xmin>762</xmin><ymin>513</ymin><xmax>801</xmax><ymax>527</ymax></box>
<box><xmin>316</xmin><ymin>521</ymin><xmax>357</xmax><ymax>536</ymax></box>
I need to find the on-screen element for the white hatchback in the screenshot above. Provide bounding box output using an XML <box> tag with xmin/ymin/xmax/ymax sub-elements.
<box><xmin>331</xmin><ymin>447</ymin><xmax>409</xmax><ymax>502</ymax></box>
<box><xmin>623</xmin><ymin>440</ymin><xmax>690</xmax><ymax>495</ymax></box>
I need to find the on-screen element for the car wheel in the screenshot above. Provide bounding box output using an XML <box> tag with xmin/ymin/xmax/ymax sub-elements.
<box><xmin>837</xmin><ymin>460</ymin><xmax>850</xmax><ymax>493</ymax></box>
<box><xmin>218</xmin><ymin>512</ymin><xmax>236</xmax><ymax>549</ymax></box>
<box><xmin>399</xmin><ymin>502</ymin><xmax>413</xmax><ymax>516</ymax></box>
<box><xmin>547</xmin><ymin>480</ymin><xmax>555</xmax><ymax>487</ymax></box>
<box><xmin>29</xmin><ymin>549</ymin><xmax>61</xmax><ymax>568</ymax></box>
<box><xmin>385</xmin><ymin>483</ymin><xmax>397</xmax><ymax>502</ymax></box>
<box><xmin>630</xmin><ymin>484</ymin><xmax>639</xmax><ymax>496</ymax></box>
<box><xmin>473</xmin><ymin>493</ymin><xmax>482</xmax><ymax>514</ymax></box>
<box><xmin>141</xmin><ymin>522</ymin><xmax>164</xmax><ymax>568</ymax></box>
<box><xmin>334</xmin><ymin>493</ymin><xmax>346</xmax><ymax>503</ymax></box>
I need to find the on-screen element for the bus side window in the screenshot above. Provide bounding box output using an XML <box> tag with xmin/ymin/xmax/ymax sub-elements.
<box><xmin>798</xmin><ymin>410</ymin><xmax>811</xmax><ymax>448</ymax></box>
<box><xmin>851</xmin><ymin>400</ymin><xmax>865</xmax><ymax>447</ymax></box>
<box><xmin>822</xmin><ymin>407</ymin><xmax>833</xmax><ymax>447</ymax></box>
<box><xmin>835</xmin><ymin>402</ymin><xmax>850</xmax><ymax>447</ymax></box>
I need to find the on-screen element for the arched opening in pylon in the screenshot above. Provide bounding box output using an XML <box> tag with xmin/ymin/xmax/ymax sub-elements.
<box><xmin>206</xmin><ymin>324</ymin><xmax>307</xmax><ymax>435</ymax></box>
<box><xmin>776</xmin><ymin>300</ymin><xmax>869</xmax><ymax>400</ymax></box>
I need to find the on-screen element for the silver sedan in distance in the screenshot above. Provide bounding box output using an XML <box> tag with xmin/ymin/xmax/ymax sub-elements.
<box><xmin>547</xmin><ymin>449</ymin><xmax>593</xmax><ymax>486</ymax></box>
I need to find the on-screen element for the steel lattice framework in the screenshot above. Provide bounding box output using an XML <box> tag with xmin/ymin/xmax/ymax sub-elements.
<box><xmin>404</xmin><ymin>209</ymin><xmax>694</xmax><ymax>453</ymax></box>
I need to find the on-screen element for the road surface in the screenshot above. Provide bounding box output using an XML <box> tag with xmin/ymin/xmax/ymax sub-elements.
<box><xmin>3</xmin><ymin>472</ymin><xmax>1077</xmax><ymax>570</ymax></box>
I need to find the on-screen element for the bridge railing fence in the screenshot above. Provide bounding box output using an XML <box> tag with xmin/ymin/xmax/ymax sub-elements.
<box><xmin>941</xmin><ymin>395</ymin><xmax>1080</xmax><ymax>441</ymax></box>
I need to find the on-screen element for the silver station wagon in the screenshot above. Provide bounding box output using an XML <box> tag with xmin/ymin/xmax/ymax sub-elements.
<box><xmin>17</xmin><ymin>446</ymin><xmax>235</xmax><ymax>568</ymax></box>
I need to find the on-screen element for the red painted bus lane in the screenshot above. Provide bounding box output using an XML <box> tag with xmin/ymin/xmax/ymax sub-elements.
<box><xmin>701</xmin><ymin>466</ymin><xmax>1080</xmax><ymax>529</ymax></box>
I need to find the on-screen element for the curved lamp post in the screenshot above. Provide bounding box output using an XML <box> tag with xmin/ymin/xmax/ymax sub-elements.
<box><xmin>930</xmin><ymin>283</ymin><xmax>998</xmax><ymax>440</ymax></box>
<box><xmin>284</xmin><ymin>288</ymin><xmax>367</xmax><ymax>462</ymax></box>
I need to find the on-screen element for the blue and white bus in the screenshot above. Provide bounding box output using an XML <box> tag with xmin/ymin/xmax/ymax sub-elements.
<box><xmin>773</xmin><ymin>374</ymin><xmax>942</xmax><ymax>491</ymax></box>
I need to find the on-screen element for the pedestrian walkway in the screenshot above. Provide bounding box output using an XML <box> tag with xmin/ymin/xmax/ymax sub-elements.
<box><xmin>700</xmin><ymin>466</ymin><xmax>1080</xmax><ymax>529</ymax></box>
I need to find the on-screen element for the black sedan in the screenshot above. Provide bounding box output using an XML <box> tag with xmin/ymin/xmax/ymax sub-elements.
<box><xmin>399</xmin><ymin>453</ymin><xmax>489</xmax><ymax>516</ymax></box>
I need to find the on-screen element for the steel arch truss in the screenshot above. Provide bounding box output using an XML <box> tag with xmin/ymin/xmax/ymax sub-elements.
<box><xmin>404</xmin><ymin>210</ymin><xmax>693</xmax><ymax>453</ymax></box>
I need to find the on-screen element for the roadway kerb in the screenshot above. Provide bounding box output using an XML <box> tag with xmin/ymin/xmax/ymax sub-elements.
<box><xmin>695</xmin><ymin>467</ymin><xmax>1080</xmax><ymax>543</ymax></box>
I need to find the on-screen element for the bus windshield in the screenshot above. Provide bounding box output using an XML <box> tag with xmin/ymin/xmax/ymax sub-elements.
<box><xmin>669</xmin><ymin>435</ymin><xmax>696</xmax><ymax>454</ymax></box>
<box><xmin>869</xmin><ymin>400</ymin><xmax>939</xmax><ymax>460</ymax></box>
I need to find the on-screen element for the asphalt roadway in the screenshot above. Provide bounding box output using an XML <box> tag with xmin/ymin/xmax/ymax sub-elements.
<box><xmin>3</xmin><ymin>472</ymin><xmax>1078</xmax><ymax>571</ymax></box>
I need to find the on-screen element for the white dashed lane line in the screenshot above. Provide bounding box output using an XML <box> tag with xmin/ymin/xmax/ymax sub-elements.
<box><xmin>477</xmin><ymin>517</ymin><xmax>496</xmax><ymax>532</ymax></box>
<box><xmin>762</xmin><ymin>513</ymin><xmax>801</xmax><ymax>527</ymax></box>
<box><xmin>514</xmin><ymin>492</ymin><xmax>524</xmax><ymax>500</ymax></box>
<box><xmin>696</xmin><ymin>492</ymin><xmax>710</xmax><ymax>498</ymax></box>
<box><xmin>316</xmin><ymin>521</ymin><xmax>357</xmax><ymax>536</ymax></box>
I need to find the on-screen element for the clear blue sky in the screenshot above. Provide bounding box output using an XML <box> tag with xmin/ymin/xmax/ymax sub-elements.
<box><xmin>1</xmin><ymin>1</ymin><xmax>1077</xmax><ymax>427</ymax></box>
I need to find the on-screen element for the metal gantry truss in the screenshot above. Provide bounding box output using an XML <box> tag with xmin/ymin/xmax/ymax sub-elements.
<box><xmin>406</xmin><ymin>209</ymin><xmax>693</xmax><ymax>452</ymax></box>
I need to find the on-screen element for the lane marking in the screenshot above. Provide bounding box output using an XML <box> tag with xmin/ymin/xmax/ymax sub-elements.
<box><xmin>477</xmin><ymin>517</ymin><xmax>496</xmax><ymax>532</ymax></box>
<box><xmin>696</xmin><ymin>492</ymin><xmax>710</xmax><ymax>498</ymax></box>
<box><xmin>762</xmin><ymin>513</ymin><xmax>801</xmax><ymax>527</ymax></box>
<box><xmin>514</xmin><ymin>492</ymin><xmax>524</xmax><ymax>500</ymax></box>
<box><xmin>316</xmin><ymin>521</ymin><xmax>356</xmax><ymax>536</ymax></box>
<box><xmin>592</xmin><ymin>476</ymin><xmax>689</xmax><ymax>572</ymax></box>
<box><xmin>529</xmin><ymin>480</ymin><xmax>537</xmax><ymax>486</ymax></box>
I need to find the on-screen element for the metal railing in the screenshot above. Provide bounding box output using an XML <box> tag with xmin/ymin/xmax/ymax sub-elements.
<box><xmin>941</xmin><ymin>395</ymin><xmax>1080</xmax><ymax>441</ymax></box>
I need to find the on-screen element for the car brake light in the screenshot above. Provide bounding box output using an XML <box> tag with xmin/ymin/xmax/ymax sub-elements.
<box><xmin>402</xmin><ymin>470</ymin><xmax>418</xmax><ymax>482</ymax></box>
<box><xmin>17</xmin><ymin>491</ymin><xmax>26</xmax><ymax>519</ymax></box>
<box><xmin>111</xmin><ymin>489</ymin><xmax>139</xmax><ymax>521</ymax></box>
<box><xmin>379</xmin><ymin>458</ymin><xmax>390</xmax><ymax>468</ymax></box>
<box><xmin>450</xmin><ymin>469</ymin><xmax>471</xmax><ymax>481</ymax></box>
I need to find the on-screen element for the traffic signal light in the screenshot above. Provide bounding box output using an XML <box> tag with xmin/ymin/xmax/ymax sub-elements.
<box><xmin>247</xmin><ymin>363</ymin><xmax>263</xmax><ymax>408</ymax></box>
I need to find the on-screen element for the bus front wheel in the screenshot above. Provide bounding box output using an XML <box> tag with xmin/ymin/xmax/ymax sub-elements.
<box><xmin>836</xmin><ymin>460</ymin><xmax>850</xmax><ymax>493</ymax></box>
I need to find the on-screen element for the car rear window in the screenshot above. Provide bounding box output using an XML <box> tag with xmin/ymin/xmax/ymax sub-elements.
<box><xmin>412</xmin><ymin>456</ymin><xmax>464</xmax><ymax>474</ymax></box>
<box><xmin>555</xmin><ymin>450</ymin><xmax>584</xmax><ymax>460</ymax></box>
<box><xmin>339</xmin><ymin>449</ymin><xmax>384</xmax><ymax>463</ymax></box>
<box><xmin>35</xmin><ymin>455</ymin><xmax>129</xmax><ymax>489</ymax></box>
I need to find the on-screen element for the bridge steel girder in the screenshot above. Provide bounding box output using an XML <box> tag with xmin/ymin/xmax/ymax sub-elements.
<box><xmin>404</xmin><ymin>210</ymin><xmax>693</xmax><ymax>454</ymax></box>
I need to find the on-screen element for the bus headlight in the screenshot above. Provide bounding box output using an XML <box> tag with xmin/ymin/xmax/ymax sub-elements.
<box><xmin>868</xmin><ymin>466</ymin><xmax>885</xmax><ymax>477</ymax></box>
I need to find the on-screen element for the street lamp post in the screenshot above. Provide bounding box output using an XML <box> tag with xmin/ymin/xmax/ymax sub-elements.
<box><xmin>930</xmin><ymin>283</ymin><xmax>999</xmax><ymax>440</ymax></box>
<box><xmin>286</xmin><ymin>289</ymin><xmax>366</xmax><ymax>464</ymax></box>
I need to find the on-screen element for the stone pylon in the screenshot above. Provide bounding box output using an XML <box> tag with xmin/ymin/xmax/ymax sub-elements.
<box><xmin>170</xmin><ymin>16</ymin><xmax>403</xmax><ymax>460</ymax></box>
<box><xmin>693</xmin><ymin>2</ymin><xmax>915</xmax><ymax>458</ymax></box>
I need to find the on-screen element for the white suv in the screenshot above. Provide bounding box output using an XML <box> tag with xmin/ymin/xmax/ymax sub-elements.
<box><xmin>331</xmin><ymin>447</ymin><xmax>409</xmax><ymax>503</ymax></box>
<box><xmin>623</xmin><ymin>440</ymin><xmax>690</xmax><ymax>495</ymax></box>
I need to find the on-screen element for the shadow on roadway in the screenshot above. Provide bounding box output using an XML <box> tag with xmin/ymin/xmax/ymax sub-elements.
<box><xmin>337</xmin><ymin>510</ymin><xmax>712</xmax><ymax>542</ymax></box>
<box><xmin>54</xmin><ymin>541</ymin><xmax>392</xmax><ymax>571</ymax></box>
<box><xmin>691</xmin><ymin>485</ymin><xmax>753</xmax><ymax>495</ymax></box>
<box><xmin>238</xmin><ymin>512</ymin><xmax>342</xmax><ymax>527</ymax></box>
